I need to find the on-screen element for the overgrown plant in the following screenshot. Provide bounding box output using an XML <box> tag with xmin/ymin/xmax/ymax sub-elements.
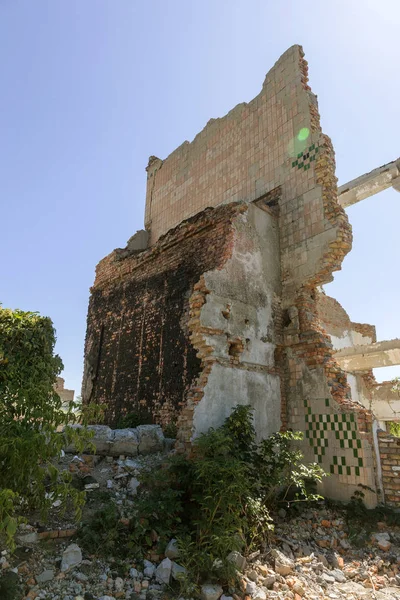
<box><xmin>0</xmin><ymin>306</ymin><xmax>92</xmax><ymax>548</ymax></box>
<box><xmin>78</xmin><ymin>404</ymin><xmax>326</xmax><ymax>589</ymax></box>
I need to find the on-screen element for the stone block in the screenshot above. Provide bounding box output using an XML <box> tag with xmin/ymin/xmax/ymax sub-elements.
<box><xmin>111</xmin><ymin>428</ymin><xmax>139</xmax><ymax>456</ymax></box>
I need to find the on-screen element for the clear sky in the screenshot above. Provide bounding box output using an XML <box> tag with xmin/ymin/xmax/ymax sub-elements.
<box><xmin>1</xmin><ymin>0</ymin><xmax>399</xmax><ymax>394</ymax></box>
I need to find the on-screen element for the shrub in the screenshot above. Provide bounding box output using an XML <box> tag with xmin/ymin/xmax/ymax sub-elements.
<box><xmin>78</xmin><ymin>404</ymin><xmax>326</xmax><ymax>589</ymax></box>
<box><xmin>0</xmin><ymin>306</ymin><xmax>91</xmax><ymax>547</ymax></box>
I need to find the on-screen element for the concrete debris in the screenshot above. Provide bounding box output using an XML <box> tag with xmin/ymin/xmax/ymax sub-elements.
<box><xmin>201</xmin><ymin>583</ymin><xmax>224</xmax><ymax>600</ymax></box>
<box><xmin>165</xmin><ymin>537</ymin><xmax>180</xmax><ymax>559</ymax></box>
<box><xmin>6</xmin><ymin>502</ymin><xmax>400</xmax><ymax>600</ymax></box>
<box><xmin>60</xmin><ymin>543</ymin><xmax>82</xmax><ymax>572</ymax></box>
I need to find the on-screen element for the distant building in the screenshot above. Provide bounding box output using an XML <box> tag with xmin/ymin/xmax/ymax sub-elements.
<box><xmin>54</xmin><ymin>377</ymin><xmax>74</xmax><ymax>408</ymax></box>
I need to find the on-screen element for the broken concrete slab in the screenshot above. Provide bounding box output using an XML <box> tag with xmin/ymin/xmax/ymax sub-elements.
<box><xmin>334</xmin><ymin>338</ymin><xmax>400</xmax><ymax>371</ymax></box>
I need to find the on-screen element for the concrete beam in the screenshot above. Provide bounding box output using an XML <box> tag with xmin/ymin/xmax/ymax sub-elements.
<box><xmin>338</xmin><ymin>158</ymin><xmax>400</xmax><ymax>208</ymax></box>
<box><xmin>370</xmin><ymin>381</ymin><xmax>400</xmax><ymax>422</ymax></box>
<box><xmin>334</xmin><ymin>339</ymin><xmax>400</xmax><ymax>371</ymax></box>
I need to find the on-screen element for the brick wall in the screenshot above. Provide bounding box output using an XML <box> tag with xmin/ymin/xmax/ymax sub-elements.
<box><xmin>378</xmin><ymin>430</ymin><xmax>400</xmax><ymax>507</ymax></box>
<box><xmin>82</xmin><ymin>202</ymin><xmax>245</xmax><ymax>426</ymax></box>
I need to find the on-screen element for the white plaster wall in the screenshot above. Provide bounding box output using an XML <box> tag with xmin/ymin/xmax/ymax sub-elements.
<box><xmin>192</xmin><ymin>204</ymin><xmax>282</xmax><ymax>441</ymax></box>
<box><xmin>330</xmin><ymin>330</ymin><xmax>373</xmax><ymax>351</ymax></box>
<box><xmin>193</xmin><ymin>364</ymin><xmax>281</xmax><ymax>442</ymax></box>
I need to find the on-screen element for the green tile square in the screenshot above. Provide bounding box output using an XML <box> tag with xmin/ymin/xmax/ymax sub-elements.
<box><xmin>334</xmin><ymin>414</ymin><xmax>339</xmax><ymax>422</ymax></box>
<box><xmin>315</xmin><ymin>147</ymin><xmax>319</xmax><ymax>153</ymax></box>
<box><xmin>297</xmin><ymin>152</ymin><xmax>303</xmax><ymax>158</ymax></box>
<box><xmin>325</xmin><ymin>398</ymin><xmax>329</xmax><ymax>407</ymax></box>
<box><xmin>338</xmin><ymin>465</ymin><xmax>343</xmax><ymax>475</ymax></box>
<box><xmin>348</xmin><ymin>439</ymin><xmax>354</xmax><ymax>448</ymax></box>
<box><xmin>330</xmin><ymin>465</ymin><xmax>335</xmax><ymax>474</ymax></box>
<box><xmin>338</xmin><ymin>422</ymin><xmax>343</xmax><ymax>431</ymax></box>
<box><xmin>355</xmin><ymin>466</ymin><xmax>360</xmax><ymax>476</ymax></box>
<box><xmin>357</xmin><ymin>439</ymin><xmax>362</xmax><ymax>448</ymax></box>
<box><xmin>335</xmin><ymin>431</ymin><xmax>340</xmax><ymax>439</ymax></box>
<box><xmin>292</xmin><ymin>161</ymin><xmax>298</xmax><ymax>168</ymax></box>
<box><xmin>323</xmin><ymin>423</ymin><xmax>328</xmax><ymax>431</ymax></box>
<box><xmin>326</xmin><ymin>414</ymin><xmax>331</xmax><ymax>422</ymax></box>
<box><xmin>351</xmin><ymin>431</ymin><xmax>357</xmax><ymax>439</ymax></box>
<box><xmin>304</xmin><ymin>164</ymin><xmax>310</xmax><ymax>171</ymax></box>
<box><xmin>343</xmin><ymin>431</ymin><xmax>348</xmax><ymax>439</ymax></box>
<box><xmin>350</xmin><ymin>413</ymin><xmax>355</xmax><ymax>422</ymax></box>
<box><xmin>318</xmin><ymin>455</ymin><xmax>323</xmax><ymax>463</ymax></box>
<box><xmin>298</xmin><ymin>162</ymin><xmax>304</xmax><ymax>169</ymax></box>
<box><xmin>340</xmin><ymin>439</ymin><xmax>345</xmax><ymax>449</ymax></box>
<box><xmin>333</xmin><ymin>456</ymin><xmax>338</xmax><ymax>465</ymax></box>
<box><xmin>346</xmin><ymin>466</ymin><xmax>351</xmax><ymax>476</ymax></box>
<box><xmin>341</xmin><ymin>456</ymin><xmax>346</xmax><ymax>465</ymax></box>
<box><xmin>358</xmin><ymin>458</ymin><xmax>363</xmax><ymax>467</ymax></box>
<box><xmin>310</xmin><ymin>144</ymin><xmax>315</xmax><ymax>151</ymax></box>
<box><xmin>353</xmin><ymin>449</ymin><xmax>359</xmax><ymax>458</ymax></box>
<box><xmin>303</xmin><ymin>399</ymin><xmax>308</xmax><ymax>407</ymax></box>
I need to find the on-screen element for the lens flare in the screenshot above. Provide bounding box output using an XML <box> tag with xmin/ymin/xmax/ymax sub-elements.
<box><xmin>297</xmin><ymin>127</ymin><xmax>310</xmax><ymax>142</ymax></box>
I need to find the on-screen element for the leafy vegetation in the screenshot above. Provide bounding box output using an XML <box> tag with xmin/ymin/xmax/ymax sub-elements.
<box><xmin>79</xmin><ymin>404</ymin><xmax>326</xmax><ymax>589</ymax></box>
<box><xmin>0</xmin><ymin>306</ymin><xmax>92</xmax><ymax>548</ymax></box>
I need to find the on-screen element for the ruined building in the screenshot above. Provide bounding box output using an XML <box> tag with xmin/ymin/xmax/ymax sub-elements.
<box><xmin>83</xmin><ymin>46</ymin><xmax>400</xmax><ymax>507</ymax></box>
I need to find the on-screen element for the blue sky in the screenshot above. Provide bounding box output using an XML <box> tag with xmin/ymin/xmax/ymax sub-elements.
<box><xmin>1</xmin><ymin>0</ymin><xmax>399</xmax><ymax>394</ymax></box>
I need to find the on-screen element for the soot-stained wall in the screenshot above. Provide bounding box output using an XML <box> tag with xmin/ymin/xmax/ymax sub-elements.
<box><xmin>83</xmin><ymin>203</ymin><xmax>245</xmax><ymax>426</ymax></box>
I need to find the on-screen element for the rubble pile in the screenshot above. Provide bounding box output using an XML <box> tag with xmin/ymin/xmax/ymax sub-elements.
<box><xmin>2</xmin><ymin>504</ymin><xmax>400</xmax><ymax>600</ymax></box>
<box><xmin>2</xmin><ymin>430</ymin><xmax>400</xmax><ymax>600</ymax></box>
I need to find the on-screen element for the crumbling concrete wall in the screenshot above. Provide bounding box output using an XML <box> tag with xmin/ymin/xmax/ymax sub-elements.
<box><xmin>83</xmin><ymin>44</ymin><xmax>382</xmax><ymax>505</ymax></box>
<box><xmin>179</xmin><ymin>202</ymin><xmax>282</xmax><ymax>447</ymax></box>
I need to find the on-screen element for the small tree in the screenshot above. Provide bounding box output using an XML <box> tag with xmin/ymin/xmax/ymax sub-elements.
<box><xmin>0</xmin><ymin>306</ymin><xmax>89</xmax><ymax>547</ymax></box>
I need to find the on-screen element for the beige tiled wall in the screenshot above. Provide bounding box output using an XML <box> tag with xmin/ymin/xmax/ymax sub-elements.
<box><xmin>145</xmin><ymin>45</ymin><xmax>316</xmax><ymax>246</ymax></box>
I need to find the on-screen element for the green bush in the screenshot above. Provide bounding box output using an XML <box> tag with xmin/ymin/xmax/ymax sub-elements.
<box><xmin>0</xmin><ymin>306</ymin><xmax>92</xmax><ymax>547</ymax></box>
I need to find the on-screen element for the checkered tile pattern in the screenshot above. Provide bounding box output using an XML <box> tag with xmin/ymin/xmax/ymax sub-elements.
<box><xmin>291</xmin><ymin>144</ymin><xmax>319</xmax><ymax>171</ymax></box>
<box><xmin>304</xmin><ymin>398</ymin><xmax>363</xmax><ymax>477</ymax></box>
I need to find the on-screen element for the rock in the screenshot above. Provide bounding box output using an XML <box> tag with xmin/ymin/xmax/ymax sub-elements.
<box><xmin>130</xmin><ymin>567</ymin><xmax>139</xmax><ymax>578</ymax></box>
<box><xmin>221</xmin><ymin>596</ymin><xmax>234</xmax><ymax>600</ymax></box>
<box><xmin>330</xmin><ymin>568</ymin><xmax>346</xmax><ymax>583</ymax></box>
<box><xmin>83</xmin><ymin>475</ymin><xmax>99</xmax><ymax>491</ymax></box>
<box><xmin>155</xmin><ymin>557</ymin><xmax>172</xmax><ymax>585</ymax></box>
<box><xmin>87</xmin><ymin>425</ymin><xmax>114</xmax><ymax>454</ymax></box>
<box><xmin>137</xmin><ymin>425</ymin><xmax>164</xmax><ymax>455</ymax></box>
<box><xmin>36</xmin><ymin>569</ymin><xmax>54</xmax><ymax>583</ymax></box>
<box><xmin>111</xmin><ymin>429</ymin><xmax>139</xmax><ymax>457</ymax></box>
<box><xmin>252</xmin><ymin>588</ymin><xmax>266</xmax><ymax>600</ymax></box>
<box><xmin>248</xmin><ymin>569</ymin><xmax>258</xmax><ymax>581</ymax></box>
<box><xmin>227</xmin><ymin>550</ymin><xmax>247</xmax><ymax>571</ymax></box>
<box><xmin>246</xmin><ymin>581</ymin><xmax>257</xmax><ymax>595</ymax></box>
<box><xmin>270</xmin><ymin>549</ymin><xmax>294</xmax><ymax>576</ymax></box>
<box><xmin>171</xmin><ymin>562</ymin><xmax>186</xmax><ymax>581</ymax></box>
<box><xmin>143</xmin><ymin>560</ymin><xmax>156</xmax><ymax>578</ymax></box>
<box><xmin>165</xmin><ymin>538</ymin><xmax>180</xmax><ymax>559</ymax></box>
<box><xmin>61</xmin><ymin>543</ymin><xmax>83</xmax><ymax>572</ymax></box>
<box><xmin>98</xmin><ymin>597</ymin><xmax>116</xmax><ymax>600</ymax></box>
<box><xmin>278</xmin><ymin>508</ymin><xmax>287</xmax><ymax>518</ymax></box>
<box><xmin>292</xmin><ymin>582</ymin><xmax>305</xmax><ymax>596</ymax></box>
<box><xmin>200</xmin><ymin>583</ymin><xmax>223</xmax><ymax>600</ymax></box>
<box><xmin>372</xmin><ymin>532</ymin><xmax>391</xmax><ymax>552</ymax></box>
<box><xmin>127</xmin><ymin>477</ymin><xmax>140</xmax><ymax>496</ymax></box>
<box><xmin>321</xmin><ymin>572</ymin><xmax>335</xmax><ymax>584</ymax></box>
<box><xmin>262</xmin><ymin>575</ymin><xmax>276</xmax><ymax>588</ymax></box>
<box><xmin>16</xmin><ymin>531</ymin><xmax>38</xmax><ymax>544</ymax></box>
<box><xmin>114</xmin><ymin>576</ymin><xmax>124</xmax><ymax>591</ymax></box>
